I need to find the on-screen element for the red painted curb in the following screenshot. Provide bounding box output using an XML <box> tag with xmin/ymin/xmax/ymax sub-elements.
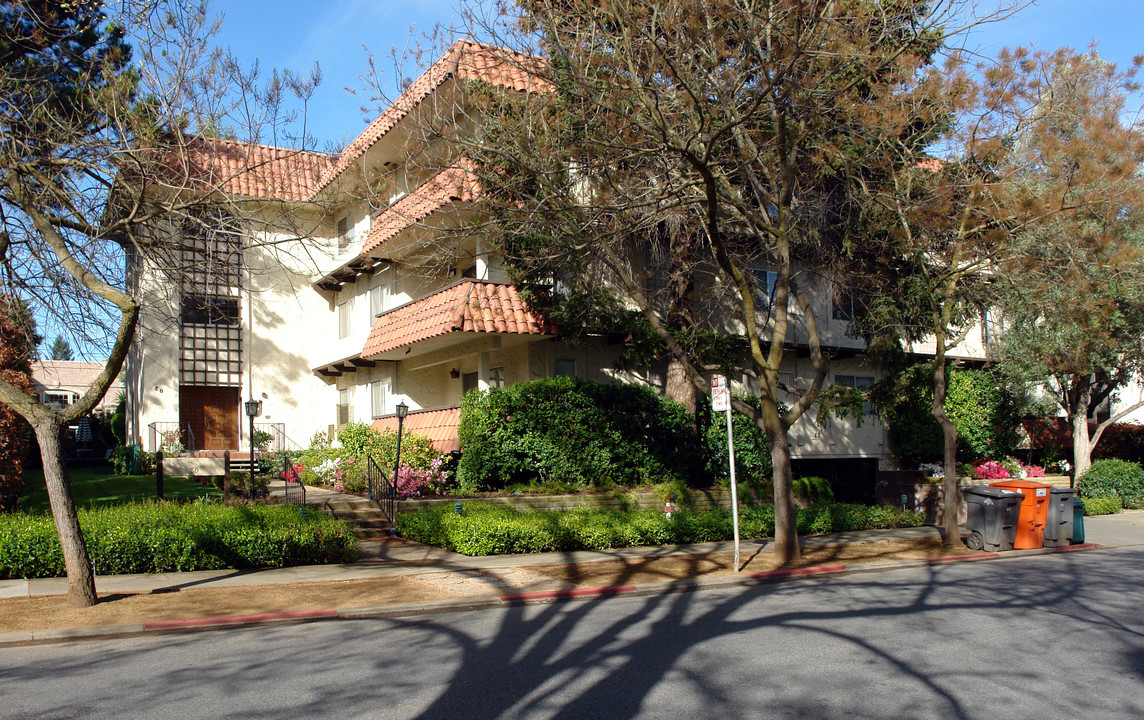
<box><xmin>499</xmin><ymin>585</ymin><xmax>637</xmax><ymax>602</ymax></box>
<box><xmin>927</xmin><ymin>553</ymin><xmax>999</xmax><ymax>564</ymax></box>
<box><xmin>1052</xmin><ymin>543</ymin><xmax>1101</xmax><ymax>552</ymax></box>
<box><xmin>142</xmin><ymin>608</ymin><xmax>338</xmax><ymax>630</ymax></box>
<box><xmin>746</xmin><ymin>564</ymin><xmax>847</xmax><ymax>580</ymax></box>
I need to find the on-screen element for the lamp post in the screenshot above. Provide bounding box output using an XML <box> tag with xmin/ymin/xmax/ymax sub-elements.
<box><xmin>245</xmin><ymin>397</ymin><xmax>262</xmax><ymax>500</ymax></box>
<box><xmin>393</xmin><ymin>400</ymin><xmax>408</xmax><ymax>492</ymax></box>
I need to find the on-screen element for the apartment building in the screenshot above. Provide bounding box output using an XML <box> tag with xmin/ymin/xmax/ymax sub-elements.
<box><xmin>124</xmin><ymin>40</ymin><xmax>998</xmax><ymax>482</ymax></box>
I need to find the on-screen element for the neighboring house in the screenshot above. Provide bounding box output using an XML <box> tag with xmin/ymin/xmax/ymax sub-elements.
<box><xmin>31</xmin><ymin>360</ymin><xmax>124</xmax><ymax>412</ymax></box>
<box><xmin>124</xmin><ymin>40</ymin><xmax>998</xmax><ymax>489</ymax></box>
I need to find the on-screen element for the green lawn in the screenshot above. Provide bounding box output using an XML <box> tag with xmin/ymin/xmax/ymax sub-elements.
<box><xmin>18</xmin><ymin>468</ymin><xmax>222</xmax><ymax>513</ymax></box>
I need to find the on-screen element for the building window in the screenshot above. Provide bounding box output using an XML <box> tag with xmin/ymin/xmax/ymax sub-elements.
<box><xmin>982</xmin><ymin>308</ymin><xmax>991</xmax><ymax>346</ymax></box>
<box><xmin>371</xmin><ymin>380</ymin><xmax>385</xmax><ymax>418</ymax></box>
<box><xmin>338</xmin><ymin>301</ymin><xmax>350</xmax><ymax>339</ymax></box>
<box><xmin>181</xmin><ymin>296</ymin><xmax>240</xmax><ymax>326</ymax></box>
<box><xmin>833</xmin><ymin>286</ymin><xmax>858</xmax><ymax>322</ymax></box>
<box><xmin>337</xmin><ymin>215</ymin><xmax>355</xmax><ymax>254</ymax></box>
<box><xmin>749</xmin><ymin>268</ymin><xmax>778</xmax><ymax>310</ymax></box>
<box><xmin>489</xmin><ymin>366</ymin><xmax>505</xmax><ymax>389</ymax></box>
<box><xmin>337</xmin><ymin>388</ymin><xmax>351</xmax><ymax>428</ymax></box>
<box><xmin>43</xmin><ymin>390</ymin><xmax>76</xmax><ymax>408</ymax></box>
<box><xmin>554</xmin><ymin>358</ymin><xmax>577</xmax><ymax>378</ymax></box>
<box><xmin>835</xmin><ymin>374</ymin><xmax>875</xmax><ymax>414</ymax></box>
<box><xmin>370</xmin><ymin>284</ymin><xmax>383</xmax><ymax>319</ymax></box>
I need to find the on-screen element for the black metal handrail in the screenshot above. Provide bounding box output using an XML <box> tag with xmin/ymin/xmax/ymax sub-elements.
<box><xmin>367</xmin><ymin>456</ymin><xmax>397</xmax><ymax>532</ymax></box>
<box><xmin>282</xmin><ymin>454</ymin><xmax>306</xmax><ymax>506</ymax></box>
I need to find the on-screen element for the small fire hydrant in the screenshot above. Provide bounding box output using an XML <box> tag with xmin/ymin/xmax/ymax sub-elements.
<box><xmin>665</xmin><ymin>493</ymin><xmax>677</xmax><ymax>520</ymax></box>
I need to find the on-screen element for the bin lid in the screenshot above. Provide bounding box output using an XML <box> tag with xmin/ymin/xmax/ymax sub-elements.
<box><xmin>989</xmin><ymin>479</ymin><xmax>1052</xmax><ymax>490</ymax></box>
<box><xmin>964</xmin><ymin>486</ymin><xmax>1024</xmax><ymax>499</ymax></box>
<box><xmin>1049</xmin><ymin>486</ymin><xmax>1075</xmax><ymax>496</ymax></box>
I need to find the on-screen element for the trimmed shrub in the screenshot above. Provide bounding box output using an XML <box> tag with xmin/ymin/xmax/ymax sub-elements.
<box><xmin>1081</xmin><ymin>496</ymin><xmax>1121</xmax><ymax>516</ymax></box>
<box><xmin>457</xmin><ymin>377</ymin><xmax>698</xmax><ymax>492</ymax></box>
<box><xmin>1078</xmin><ymin>459</ymin><xmax>1144</xmax><ymax>508</ymax></box>
<box><xmin>0</xmin><ymin>502</ymin><xmax>357</xmax><ymax>579</ymax></box>
<box><xmin>793</xmin><ymin>476</ymin><xmax>834</xmax><ymax>504</ymax></box>
<box><xmin>398</xmin><ymin>501</ymin><xmax>924</xmax><ymax>556</ymax></box>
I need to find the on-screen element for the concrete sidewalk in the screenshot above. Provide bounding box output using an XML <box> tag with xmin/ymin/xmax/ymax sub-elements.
<box><xmin>1</xmin><ymin>510</ymin><xmax>1139</xmax><ymax>601</ymax></box>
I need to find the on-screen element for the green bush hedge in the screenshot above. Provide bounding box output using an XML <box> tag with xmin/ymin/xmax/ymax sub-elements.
<box><xmin>702</xmin><ymin>393</ymin><xmax>773</xmax><ymax>494</ymax></box>
<box><xmin>293</xmin><ymin>423</ymin><xmax>449</xmax><ymax>494</ymax></box>
<box><xmin>457</xmin><ymin>377</ymin><xmax>698</xmax><ymax>492</ymax></box>
<box><xmin>1081</xmin><ymin>496</ymin><xmax>1122</xmax><ymax>516</ymax></box>
<box><xmin>872</xmin><ymin>363</ymin><xmax>1022</xmax><ymax>466</ymax></box>
<box><xmin>1078</xmin><ymin>458</ymin><xmax>1144</xmax><ymax>508</ymax></box>
<box><xmin>0</xmin><ymin>502</ymin><xmax>357</xmax><ymax>579</ymax></box>
<box><xmin>399</xmin><ymin>502</ymin><xmax>924</xmax><ymax>556</ymax></box>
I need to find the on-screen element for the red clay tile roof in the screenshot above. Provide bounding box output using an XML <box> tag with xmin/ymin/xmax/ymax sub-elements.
<box><xmin>360</xmin><ymin>161</ymin><xmax>480</xmax><ymax>256</ymax></box>
<box><xmin>372</xmin><ymin>406</ymin><xmax>462</xmax><ymax>453</ymax></box>
<box><xmin>313</xmin><ymin>40</ymin><xmax>548</xmax><ymax>196</ymax></box>
<box><xmin>173</xmin><ymin>136</ymin><xmax>332</xmax><ymax>202</ymax></box>
<box><xmin>361</xmin><ymin>281</ymin><xmax>556</xmax><ymax>358</ymax></box>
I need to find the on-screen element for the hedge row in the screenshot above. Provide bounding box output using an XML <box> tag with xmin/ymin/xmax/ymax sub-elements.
<box><xmin>1081</xmin><ymin>497</ymin><xmax>1122</xmax><ymax>516</ymax></box>
<box><xmin>399</xmin><ymin>502</ymin><xmax>925</xmax><ymax>556</ymax></box>
<box><xmin>1078</xmin><ymin>458</ymin><xmax>1144</xmax><ymax>508</ymax></box>
<box><xmin>0</xmin><ymin>502</ymin><xmax>357</xmax><ymax>579</ymax></box>
<box><xmin>457</xmin><ymin>377</ymin><xmax>698</xmax><ymax>492</ymax></box>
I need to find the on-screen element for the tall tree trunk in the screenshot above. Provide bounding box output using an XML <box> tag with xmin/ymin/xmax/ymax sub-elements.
<box><xmin>768</xmin><ymin>422</ymin><xmax>800</xmax><ymax>564</ymax></box>
<box><xmin>933</xmin><ymin>359</ymin><xmax>967</xmax><ymax>550</ymax></box>
<box><xmin>35</xmin><ymin>417</ymin><xmax>97</xmax><ymax>607</ymax></box>
<box><xmin>1070</xmin><ymin>378</ymin><xmax>1095</xmax><ymax>482</ymax></box>
<box><xmin>665</xmin><ymin>357</ymin><xmax>697</xmax><ymax>413</ymax></box>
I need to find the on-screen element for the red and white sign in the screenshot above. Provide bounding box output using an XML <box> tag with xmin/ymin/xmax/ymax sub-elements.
<box><xmin>711</xmin><ymin>375</ymin><xmax>729</xmax><ymax>412</ymax></box>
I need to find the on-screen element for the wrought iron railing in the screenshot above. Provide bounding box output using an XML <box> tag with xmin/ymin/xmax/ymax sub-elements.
<box><xmin>147</xmin><ymin>422</ymin><xmax>195</xmax><ymax>453</ymax></box>
<box><xmin>255</xmin><ymin>422</ymin><xmax>291</xmax><ymax>452</ymax></box>
<box><xmin>282</xmin><ymin>454</ymin><xmax>305</xmax><ymax>505</ymax></box>
<box><xmin>367</xmin><ymin>456</ymin><xmax>397</xmax><ymax>532</ymax></box>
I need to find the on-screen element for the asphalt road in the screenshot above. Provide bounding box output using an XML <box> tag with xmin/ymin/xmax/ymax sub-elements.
<box><xmin>2</xmin><ymin>547</ymin><xmax>1142</xmax><ymax>719</ymax></box>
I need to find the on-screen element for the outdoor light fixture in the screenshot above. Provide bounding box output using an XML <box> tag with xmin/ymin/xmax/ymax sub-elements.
<box><xmin>450</xmin><ymin>368</ymin><xmax>460</xmax><ymax>379</ymax></box>
<box><xmin>245</xmin><ymin>398</ymin><xmax>262</xmax><ymax>500</ymax></box>
<box><xmin>393</xmin><ymin>400</ymin><xmax>409</xmax><ymax>493</ymax></box>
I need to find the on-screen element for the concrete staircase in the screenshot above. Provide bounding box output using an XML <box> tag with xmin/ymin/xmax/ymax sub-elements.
<box><xmin>321</xmin><ymin>498</ymin><xmax>395</xmax><ymax>540</ymax></box>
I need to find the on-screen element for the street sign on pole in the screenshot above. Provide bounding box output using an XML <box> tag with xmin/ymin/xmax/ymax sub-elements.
<box><xmin>712</xmin><ymin>375</ymin><xmax>740</xmax><ymax>571</ymax></box>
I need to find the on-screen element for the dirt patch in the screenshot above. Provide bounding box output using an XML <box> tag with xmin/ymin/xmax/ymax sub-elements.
<box><xmin>0</xmin><ymin>576</ymin><xmax>453</xmax><ymax>633</ymax></box>
<box><xmin>0</xmin><ymin>537</ymin><xmax>957</xmax><ymax>635</ymax></box>
<box><xmin>526</xmin><ymin>538</ymin><xmax>952</xmax><ymax>587</ymax></box>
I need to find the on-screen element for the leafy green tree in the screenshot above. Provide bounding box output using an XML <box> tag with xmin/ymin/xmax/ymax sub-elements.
<box><xmin>856</xmin><ymin>46</ymin><xmax>1144</xmax><ymax>546</ymax></box>
<box><xmin>48</xmin><ymin>335</ymin><xmax>73</xmax><ymax>361</ymax></box>
<box><xmin>996</xmin><ymin>53</ymin><xmax>1144</xmax><ymax>479</ymax></box>
<box><xmin>0</xmin><ymin>1</ymin><xmax>322</xmax><ymax>606</ymax></box>
<box><xmin>432</xmin><ymin>0</ymin><xmax>962</xmax><ymax>564</ymax></box>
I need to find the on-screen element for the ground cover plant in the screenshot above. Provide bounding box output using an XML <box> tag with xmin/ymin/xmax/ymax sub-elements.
<box><xmin>18</xmin><ymin>469</ymin><xmax>221</xmax><ymax>513</ymax></box>
<box><xmin>1080</xmin><ymin>497</ymin><xmax>1121</xmax><ymax>516</ymax></box>
<box><xmin>0</xmin><ymin>502</ymin><xmax>357</xmax><ymax>579</ymax></box>
<box><xmin>399</xmin><ymin>502</ymin><xmax>924</xmax><ymax>556</ymax></box>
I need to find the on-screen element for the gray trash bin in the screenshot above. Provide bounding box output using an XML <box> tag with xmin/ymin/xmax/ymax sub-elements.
<box><xmin>964</xmin><ymin>487</ymin><xmax>1024</xmax><ymax>551</ymax></box>
<box><xmin>1043</xmin><ymin>487</ymin><xmax>1075</xmax><ymax>547</ymax></box>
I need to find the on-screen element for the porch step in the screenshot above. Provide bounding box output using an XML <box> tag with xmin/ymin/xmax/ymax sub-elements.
<box><xmin>321</xmin><ymin>499</ymin><xmax>395</xmax><ymax>540</ymax></box>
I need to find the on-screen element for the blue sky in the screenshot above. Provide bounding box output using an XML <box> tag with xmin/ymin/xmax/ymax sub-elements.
<box><xmin>210</xmin><ymin>0</ymin><xmax>1144</xmax><ymax>150</ymax></box>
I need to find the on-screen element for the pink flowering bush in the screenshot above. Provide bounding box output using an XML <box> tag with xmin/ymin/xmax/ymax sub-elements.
<box><xmin>970</xmin><ymin>458</ymin><xmax>1049</xmax><ymax>480</ymax></box>
<box><xmin>395</xmin><ymin>456</ymin><xmax>452</xmax><ymax>499</ymax></box>
<box><xmin>972</xmin><ymin>460</ymin><xmax>1011</xmax><ymax>480</ymax></box>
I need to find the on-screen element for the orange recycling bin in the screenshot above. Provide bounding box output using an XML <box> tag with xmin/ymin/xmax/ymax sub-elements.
<box><xmin>989</xmin><ymin>479</ymin><xmax>1051</xmax><ymax>549</ymax></box>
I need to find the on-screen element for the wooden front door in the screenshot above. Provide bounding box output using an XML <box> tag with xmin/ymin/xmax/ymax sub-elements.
<box><xmin>180</xmin><ymin>386</ymin><xmax>240</xmax><ymax>451</ymax></box>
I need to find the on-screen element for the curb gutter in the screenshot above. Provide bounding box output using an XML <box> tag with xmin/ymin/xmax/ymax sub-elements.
<box><xmin>0</xmin><ymin>543</ymin><xmax>1105</xmax><ymax>648</ymax></box>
